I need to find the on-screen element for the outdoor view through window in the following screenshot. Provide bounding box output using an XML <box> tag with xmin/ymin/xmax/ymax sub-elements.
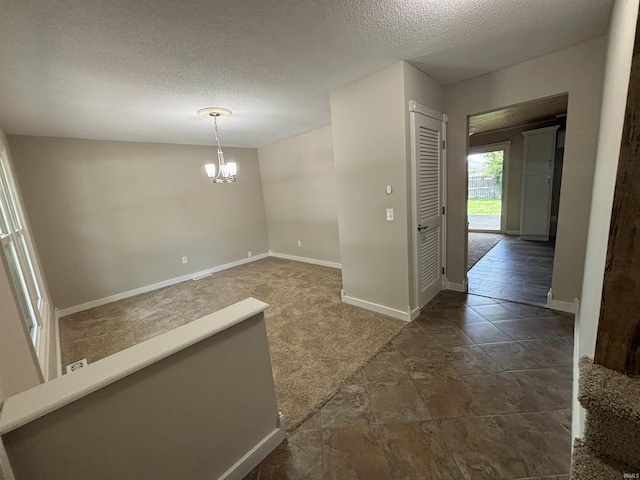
<box><xmin>467</xmin><ymin>149</ymin><xmax>504</xmax><ymax>231</ymax></box>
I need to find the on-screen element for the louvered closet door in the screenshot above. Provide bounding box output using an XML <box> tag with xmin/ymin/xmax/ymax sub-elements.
<box><xmin>415</xmin><ymin>113</ymin><xmax>444</xmax><ymax>308</ymax></box>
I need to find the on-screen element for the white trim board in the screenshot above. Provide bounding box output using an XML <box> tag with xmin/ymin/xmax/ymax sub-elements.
<box><xmin>219</xmin><ymin>413</ymin><xmax>287</xmax><ymax>480</ymax></box>
<box><xmin>445</xmin><ymin>276</ymin><xmax>468</xmax><ymax>293</ymax></box>
<box><xmin>408</xmin><ymin>101</ymin><xmax>448</xmax><ymax>123</ymax></box>
<box><xmin>268</xmin><ymin>251</ymin><xmax>341</xmax><ymax>269</ymax></box>
<box><xmin>546</xmin><ymin>288</ymin><xmax>577</xmax><ymax>313</ymax></box>
<box><xmin>570</xmin><ymin>298</ymin><xmax>584</xmax><ymax>444</ymax></box>
<box><xmin>54</xmin><ymin>310</ymin><xmax>62</xmax><ymax>378</ymax></box>
<box><xmin>341</xmin><ymin>290</ymin><xmax>410</xmax><ymax>322</ymax></box>
<box><xmin>57</xmin><ymin>253</ymin><xmax>270</xmax><ymax>317</ymax></box>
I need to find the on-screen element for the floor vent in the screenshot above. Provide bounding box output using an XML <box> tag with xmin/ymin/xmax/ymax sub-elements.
<box><xmin>66</xmin><ymin>358</ymin><xmax>88</xmax><ymax>373</ymax></box>
<box><xmin>192</xmin><ymin>273</ymin><xmax>213</xmax><ymax>281</ymax></box>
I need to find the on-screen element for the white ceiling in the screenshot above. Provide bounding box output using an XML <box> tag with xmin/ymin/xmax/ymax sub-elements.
<box><xmin>0</xmin><ymin>0</ymin><xmax>613</xmax><ymax>148</ymax></box>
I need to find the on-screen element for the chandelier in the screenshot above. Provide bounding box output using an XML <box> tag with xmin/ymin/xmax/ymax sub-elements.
<box><xmin>197</xmin><ymin>107</ymin><xmax>237</xmax><ymax>183</ymax></box>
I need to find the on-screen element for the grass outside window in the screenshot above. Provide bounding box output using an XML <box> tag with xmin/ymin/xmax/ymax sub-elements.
<box><xmin>468</xmin><ymin>199</ymin><xmax>502</xmax><ymax>215</ymax></box>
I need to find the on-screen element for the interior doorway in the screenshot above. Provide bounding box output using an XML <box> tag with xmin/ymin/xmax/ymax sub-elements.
<box><xmin>466</xmin><ymin>94</ymin><xmax>568</xmax><ymax>306</ymax></box>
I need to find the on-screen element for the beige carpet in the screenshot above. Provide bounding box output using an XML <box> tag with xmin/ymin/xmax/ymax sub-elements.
<box><xmin>60</xmin><ymin>257</ymin><xmax>407</xmax><ymax>430</ymax></box>
<box><xmin>572</xmin><ymin>356</ymin><xmax>640</xmax><ymax>476</ymax></box>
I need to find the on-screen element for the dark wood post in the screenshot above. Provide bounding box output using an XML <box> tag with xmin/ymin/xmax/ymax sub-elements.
<box><xmin>594</xmin><ymin>13</ymin><xmax>640</xmax><ymax>375</ymax></box>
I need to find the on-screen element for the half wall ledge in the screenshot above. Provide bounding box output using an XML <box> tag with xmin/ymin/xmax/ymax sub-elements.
<box><xmin>0</xmin><ymin>297</ymin><xmax>285</xmax><ymax>480</ymax></box>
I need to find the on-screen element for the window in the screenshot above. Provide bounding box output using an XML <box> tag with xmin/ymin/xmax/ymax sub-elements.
<box><xmin>0</xmin><ymin>147</ymin><xmax>47</xmax><ymax>353</ymax></box>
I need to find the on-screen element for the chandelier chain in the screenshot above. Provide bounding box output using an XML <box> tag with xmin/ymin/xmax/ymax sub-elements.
<box><xmin>213</xmin><ymin>115</ymin><xmax>223</xmax><ymax>151</ymax></box>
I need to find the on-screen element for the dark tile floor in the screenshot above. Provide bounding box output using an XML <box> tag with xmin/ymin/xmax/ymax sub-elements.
<box><xmin>468</xmin><ymin>235</ymin><xmax>556</xmax><ymax>306</ymax></box>
<box><xmin>245</xmin><ymin>291</ymin><xmax>574</xmax><ymax>480</ymax></box>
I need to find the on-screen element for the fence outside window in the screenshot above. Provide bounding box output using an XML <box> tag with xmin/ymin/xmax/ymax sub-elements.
<box><xmin>468</xmin><ymin>172</ymin><xmax>501</xmax><ymax>199</ymax></box>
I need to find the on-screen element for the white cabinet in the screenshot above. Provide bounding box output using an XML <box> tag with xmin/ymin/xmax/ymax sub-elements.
<box><xmin>520</xmin><ymin>126</ymin><xmax>559</xmax><ymax>241</ymax></box>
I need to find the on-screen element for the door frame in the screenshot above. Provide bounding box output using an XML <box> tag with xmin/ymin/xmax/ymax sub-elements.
<box><xmin>409</xmin><ymin>101</ymin><xmax>448</xmax><ymax>317</ymax></box>
<box><xmin>467</xmin><ymin>141</ymin><xmax>511</xmax><ymax>233</ymax></box>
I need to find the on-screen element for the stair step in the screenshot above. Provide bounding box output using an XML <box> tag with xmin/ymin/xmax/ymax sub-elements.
<box><xmin>578</xmin><ymin>356</ymin><xmax>640</xmax><ymax>469</ymax></box>
<box><xmin>570</xmin><ymin>439</ymin><xmax>633</xmax><ymax>479</ymax></box>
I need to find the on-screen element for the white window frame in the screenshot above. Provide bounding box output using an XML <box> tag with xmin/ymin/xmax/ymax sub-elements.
<box><xmin>467</xmin><ymin>141</ymin><xmax>511</xmax><ymax>233</ymax></box>
<box><xmin>0</xmin><ymin>143</ymin><xmax>50</xmax><ymax>378</ymax></box>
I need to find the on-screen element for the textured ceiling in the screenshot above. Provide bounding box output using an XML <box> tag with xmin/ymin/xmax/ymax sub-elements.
<box><xmin>0</xmin><ymin>0</ymin><xmax>613</xmax><ymax>148</ymax></box>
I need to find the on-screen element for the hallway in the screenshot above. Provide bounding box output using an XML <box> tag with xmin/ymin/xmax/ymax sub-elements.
<box><xmin>468</xmin><ymin>236</ymin><xmax>555</xmax><ymax>306</ymax></box>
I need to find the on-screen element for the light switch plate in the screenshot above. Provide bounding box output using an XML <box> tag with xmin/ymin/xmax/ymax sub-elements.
<box><xmin>386</xmin><ymin>208</ymin><xmax>394</xmax><ymax>221</ymax></box>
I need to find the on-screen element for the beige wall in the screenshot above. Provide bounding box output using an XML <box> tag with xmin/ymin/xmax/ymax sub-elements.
<box><xmin>0</xmin><ymin>128</ymin><xmax>44</xmax><ymax>402</ymax></box>
<box><xmin>446</xmin><ymin>37</ymin><xmax>607</xmax><ymax>303</ymax></box>
<box><xmin>9</xmin><ymin>136</ymin><xmax>269</xmax><ymax>310</ymax></box>
<box><xmin>331</xmin><ymin>62</ymin><xmax>408</xmax><ymax>313</ymax></box>
<box><xmin>258</xmin><ymin>126</ymin><xmax>340</xmax><ymax>264</ymax></box>
<box><xmin>330</xmin><ymin>61</ymin><xmax>445</xmax><ymax>315</ymax></box>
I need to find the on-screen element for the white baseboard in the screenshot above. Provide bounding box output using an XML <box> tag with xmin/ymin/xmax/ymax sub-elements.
<box><xmin>57</xmin><ymin>253</ymin><xmax>270</xmax><ymax>317</ymax></box>
<box><xmin>506</xmin><ymin>230</ymin><xmax>520</xmax><ymax>236</ymax></box>
<box><xmin>268</xmin><ymin>251</ymin><xmax>341</xmax><ymax>269</ymax></box>
<box><xmin>445</xmin><ymin>276</ymin><xmax>468</xmax><ymax>293</ymax></box>
<box><xmin>410</xmin><ymin>306</ymin><xmax>421</xmax><ymax>321</ymax></box>
<box><xmin>521</xmin><ymin>234</ymin><xmax>549</xmax><ymax>241</ymax></box>
<box><xmin>341</xmin><ymin>290</ymin><xmax>410</xmax><ymax>322</ymax></box>
<box><xmin>469</xmin><ymin>229</ymin><xmax>506</xmax><ymax>234</ymax></box>
<box><xmin>219</xmin><ymin>413</ymin><xmax>287</xmax><ymax>480</ymax></box>
<box><xmin>571</xmin><ymin>298</ymin><xmax>585</xmax><ymax>444</ymax></box>
<box><xmin>56</xmin><ymin>251</ymin><xmax>339</xmax><ymax>317</ymax></box>
<box><xmin>546</xmin><ymin>288</ymin><xmax>577</xmax><ymax>313</ymax></box>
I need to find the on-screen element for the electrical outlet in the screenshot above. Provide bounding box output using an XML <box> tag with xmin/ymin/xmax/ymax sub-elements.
<box><xmin>66</xmin><ymin>358</ymin><xmax>88</xmax><ymax>373</ymax></box>
<box><xmin>297</xmin><ymin>240</ymin><xmax>302</xmax><ymax>247</ymax></box>
<box><xmin>248</xmin><ymin>251</ymin><xmax>252</xmax><ymax>257</ymax></box>
<box><xmin>182</xmin><ymin>256</ymin><xmax>188</xmax><ymax>264</ymax></box>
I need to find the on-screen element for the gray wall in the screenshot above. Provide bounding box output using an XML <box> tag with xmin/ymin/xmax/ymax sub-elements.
<box><xmin>9</xmin><ymin>136</ymin><xmax>269</xmax><ymax>310</ymax></box>
<box><xmin>330</xmin><ymin>61</ymin><xmax>445</xmax><ymax>315</ymax></box>
<box><xmin>446</xmin><ymin>36</ymin><xmax>607</xmax><ymax>304</ymax></box>
<box><xmin>258</xmin><ymin>126</ymin><xmax>340</xmax><ymax>264</ymax></box>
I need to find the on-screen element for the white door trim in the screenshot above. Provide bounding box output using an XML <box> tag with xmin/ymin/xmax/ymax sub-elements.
<box><xmin>409</xmin><ymin>101</ymin><xmax>447</xmax><ymax>122</ymax></box>
<box><xmin>410</xmin><ymin>101</ymin><xmax>448</xmax><ymax>313</ymax></box>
